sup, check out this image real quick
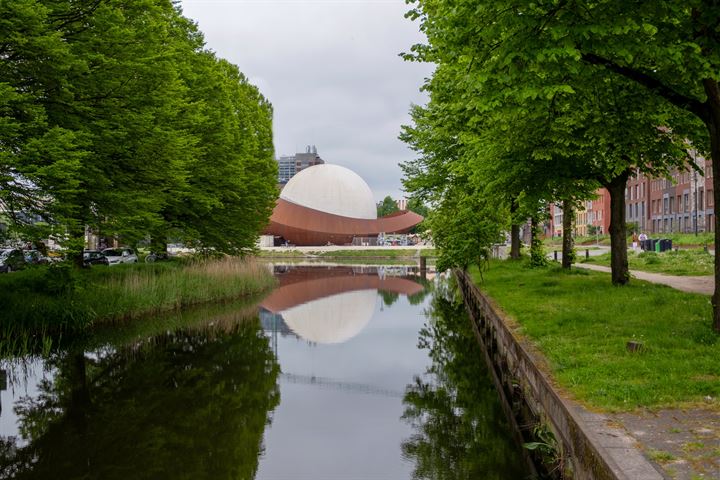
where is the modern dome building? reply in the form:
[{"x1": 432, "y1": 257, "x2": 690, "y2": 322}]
[{"x1": 265, "y1": 164, "x2": 423, "y2": 246}]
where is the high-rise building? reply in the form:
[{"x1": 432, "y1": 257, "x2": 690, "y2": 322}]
[{"x1": 276, "y1": 145, "x2": 325, "y2": 185}]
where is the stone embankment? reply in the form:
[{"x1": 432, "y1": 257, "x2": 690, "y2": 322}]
[{"x1": 455, "y1": 269, "x2": 665, "y2": 480}]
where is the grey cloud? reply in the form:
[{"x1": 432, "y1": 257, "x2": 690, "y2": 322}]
[{"x1": 180, "y1": 0, "x2": 433, "y2": 202}]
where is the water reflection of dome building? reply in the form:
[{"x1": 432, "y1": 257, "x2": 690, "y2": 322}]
[
  {"x1": 265, "y1": 164, "x2": 423, "y2": 246},
  {"x1": 259, "y1": 266, "x2": 425, "y2": 344}
]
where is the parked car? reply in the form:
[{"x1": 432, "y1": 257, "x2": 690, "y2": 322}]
[
  {"x1": 24, "y1": 250, "x2": 49, "y2": 265},
  {"x1": 167, "y1": 243, "x2": 194, "y2": 256},
  {"x1": 102, "y1": 247, "x2": 138, "y2": 265},
  {"x1": 0, "y1": 248, "x2": 26, "y2": 273},
  {"x1": 83, "y1": 250, "x2": 109, "y2": 267}
]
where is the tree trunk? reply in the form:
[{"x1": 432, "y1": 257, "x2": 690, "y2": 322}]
[
  {"x1": 529, "y1": 215, "x2": 546, "y2": 267},
  {"x1": 510, "y1": 198, "x2": 521, "y2": 259},
  {"x1": 703, "y1": 79, "x2": 720, "y2": 332},
  {"x1": 67, "y1": 224, "x2": 86, "y2": 268},
  {"x1": 510, "y1": 224, "x2": 521, "y2": 259},
  {"x1": 605, "y1": 171, "x2": 631, "y2": 285},
  {"x1": 561, "y1": 198, "x2": 575, "y2": 269}
]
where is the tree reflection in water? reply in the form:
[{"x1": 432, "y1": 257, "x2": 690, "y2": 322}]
[
  {"x1": 402, "y1": 288, "x2": 529, "y2": 480},
  {"x1": 1, "y1": 322, "x2": 279, "y2": 480}
]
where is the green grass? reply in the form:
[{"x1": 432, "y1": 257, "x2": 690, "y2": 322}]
[
  {"x1": 470, "y1": 260, "x2": 719, "y2": 411},
  {"x1": 546, "y1": 231, "x2": 715, "y2": 248},
  {"x1": 256, "y1": 250, "x2": 305, "y2": 258},
  {"x1": 582, "y1": 249, "x2": 714, "y2": 276},
  {"x1": 0, "y1": 258, "x2": 274, "y2": 336},
  {"x1": 652, "y1": 232, "x2": 714, "y2": 247},
  {"x1": 648, "y1": 450, "x2": 677, "y2": 463},
  {"x1": 545, "y1": 235, "x2": 611, "y2": 247}
]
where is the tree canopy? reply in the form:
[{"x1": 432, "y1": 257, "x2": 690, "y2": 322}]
[
  {"x1": 377, "y1": 195, "x2": 400, "y2": 217},
  {"x1": 401, "y1": 0, "x2": 698, "y2": 283},
  {"x1": 0, "y1": 0, "x2": 277, "y2": 260},
  {"x1": 401, "y1": 0, "x2": 720, "y2": 331}
]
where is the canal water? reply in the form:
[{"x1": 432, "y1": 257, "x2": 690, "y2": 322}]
[{"x1": 0, "y1": 264, "x2": 529, "y2": 479}]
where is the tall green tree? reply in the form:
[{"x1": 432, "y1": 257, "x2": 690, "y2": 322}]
[
  {"x1": 1, "y1": 0, "x2": 278, "y2": 262},
  {"x1": 405, "y1": 0, "x2": 719, "y2": 328},
  {"x1": 377, "y1": 195, "x2": 400, "y2": 217},
  {"x1": 403, "y1": 0, "x2": 696, "y2": 287}
]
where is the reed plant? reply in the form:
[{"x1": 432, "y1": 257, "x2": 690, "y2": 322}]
[
  {"x1": 87, "y1": 257, "x2": 274, "y2": 321},
  {"x1": 0, "y1": 257, "x2": 274, "y2": 337}
]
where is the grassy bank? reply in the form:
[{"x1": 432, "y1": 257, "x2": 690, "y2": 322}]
[
  {"x1": 0, "y1": 258, "x2": 274, "y2": 337},
  {"x1": 545, "y1": 232, "x2": 715, "y2": 248},
  {"x1": 582, "y1": 249, "x2": 714, "y2": 276},
  {"x1": 545, "y1": 234, "x2": 611, "y2": 247},
  {"x1": 469, "y1": 260, "x2": 719, "y2": 411}
]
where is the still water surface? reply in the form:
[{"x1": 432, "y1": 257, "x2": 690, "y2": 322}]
[{"x1": 0, "y1": 265, "x2": 529, "y2": 479}]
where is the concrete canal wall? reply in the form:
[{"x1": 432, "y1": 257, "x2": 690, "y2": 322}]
[{"x1": 454, "y1": 269, "x2": 664, "y2": 480}]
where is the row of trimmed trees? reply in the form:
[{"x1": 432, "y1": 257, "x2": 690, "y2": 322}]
[
  {"x1": 400, "y1": 0, "x2": 720, "y2": 332},
  {"x1": 0, "y1": 0, "x2": 277, "y2": 263}
]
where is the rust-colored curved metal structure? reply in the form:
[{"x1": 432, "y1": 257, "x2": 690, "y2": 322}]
[
  {"x1": 264, "y1": 198, "x2": 424, "y2": 246},
  {"x1": 260, "y1": 266, "x2": 425, "y2": 313}
]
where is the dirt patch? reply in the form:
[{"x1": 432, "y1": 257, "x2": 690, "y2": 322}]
[{"x1": 613, "y1": 409, "x2": 720, "y2": 479}]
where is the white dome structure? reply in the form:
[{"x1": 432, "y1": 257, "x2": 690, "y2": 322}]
[
  {"x1": 280, "y1": 164, "x2": 377, "y2": 220},
  {"x1": 280, "y1": 289, "x2": 377, "y2": 344}
]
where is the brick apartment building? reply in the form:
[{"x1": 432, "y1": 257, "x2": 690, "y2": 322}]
[
  {"x1": 548, "y1": 188, "x2": 611, "y2": 238},
  {"x1": 549, "y1": 149, "x2": 715, "y2": 237}
]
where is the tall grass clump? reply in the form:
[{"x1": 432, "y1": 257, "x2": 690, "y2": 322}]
[
  {"x1": 89, "y1": 257, "x2": 274, "y2": 321},
  {"x1": 0, "y1": 257, "x2": 275, "y2": 339}
]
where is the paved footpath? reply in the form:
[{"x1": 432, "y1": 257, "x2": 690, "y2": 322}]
[{"x1": 575, "y1": 263, "x2": 714, "y2": 295}]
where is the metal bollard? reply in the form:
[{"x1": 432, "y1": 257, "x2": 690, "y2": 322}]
[{"x1": 585, "y1": 249, "x2": 589, "y2": 259}]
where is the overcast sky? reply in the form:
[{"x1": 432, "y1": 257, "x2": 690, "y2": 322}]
[{"x1": 179, "y1": 0, "x2": 433, "y2": 201}]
